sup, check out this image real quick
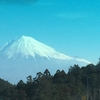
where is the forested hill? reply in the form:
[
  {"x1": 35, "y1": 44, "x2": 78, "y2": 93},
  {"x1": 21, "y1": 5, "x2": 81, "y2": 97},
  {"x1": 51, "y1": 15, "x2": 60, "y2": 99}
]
[
  {"x1": 0, "y1": 62, "x2": 100, "y2": 100},
  {"x1": 0, "y1": 78, "x2": 13, "y2": 92}
]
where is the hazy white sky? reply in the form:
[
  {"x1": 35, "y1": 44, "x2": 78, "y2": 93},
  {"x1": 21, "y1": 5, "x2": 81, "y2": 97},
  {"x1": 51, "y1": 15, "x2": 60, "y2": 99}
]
[{"x1": 0, "y1": 0, "x2": 100, "y2": 64}]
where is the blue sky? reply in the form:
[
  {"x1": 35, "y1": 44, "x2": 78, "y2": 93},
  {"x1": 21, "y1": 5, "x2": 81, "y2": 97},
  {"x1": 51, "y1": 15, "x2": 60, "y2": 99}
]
[{"x1": 0, "y1": 0, "x2": 100, "y2": 64}]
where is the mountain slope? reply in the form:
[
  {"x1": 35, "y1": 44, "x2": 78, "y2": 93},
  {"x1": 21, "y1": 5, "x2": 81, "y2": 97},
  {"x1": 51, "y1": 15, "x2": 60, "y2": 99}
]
[
  {"x1": 0, "y1": 35, "x2": 92, "y2": 84},
  {"x1": 0, "y1": 36, "x2": 73, "y2": 60},
  {"x1": 0, "y1": 35, "x2": 91, "y2": 63}
]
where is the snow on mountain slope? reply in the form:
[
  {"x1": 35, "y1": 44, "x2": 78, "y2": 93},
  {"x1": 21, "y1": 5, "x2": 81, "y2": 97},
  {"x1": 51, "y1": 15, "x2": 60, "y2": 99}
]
[
  {"x1": 0, "y1": 35, "x2": 92, "y2": 84},
  {"x1": 0, "y1": 35, "x2": 91, "y2": 63},
  {"x1": 0, "y1": 36, "x2": 73, "y2": 60}
]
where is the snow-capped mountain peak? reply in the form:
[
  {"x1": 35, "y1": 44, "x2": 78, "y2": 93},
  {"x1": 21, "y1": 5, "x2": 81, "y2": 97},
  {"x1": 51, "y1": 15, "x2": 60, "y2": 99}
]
[
  {"x1": 0, "y1": 35, "x2": 92, "y2": 83},
  {"x1": 0, "y1": 35, "x2": 73, "y2": 60}
]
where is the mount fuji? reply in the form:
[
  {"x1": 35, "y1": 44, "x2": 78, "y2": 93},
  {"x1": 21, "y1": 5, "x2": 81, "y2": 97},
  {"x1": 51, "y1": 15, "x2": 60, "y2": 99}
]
[{"x1": 0, "y1": 35, "x2": 92, "y2": 84}]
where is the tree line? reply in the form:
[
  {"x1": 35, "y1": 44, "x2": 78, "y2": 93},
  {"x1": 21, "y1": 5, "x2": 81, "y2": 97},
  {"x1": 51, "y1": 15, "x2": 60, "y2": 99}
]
[{"x1": 0, "y1": 62, "x2": 100, "y2": 100}]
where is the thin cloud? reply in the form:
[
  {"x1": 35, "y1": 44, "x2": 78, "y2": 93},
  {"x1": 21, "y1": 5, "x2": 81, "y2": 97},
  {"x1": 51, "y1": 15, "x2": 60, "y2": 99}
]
[
  {"x1": 0, "y1": 0, "x2": 38, "y2": 4},
  {"x1": 57, "y1": 12, "x2": 88, "y2": 20}
]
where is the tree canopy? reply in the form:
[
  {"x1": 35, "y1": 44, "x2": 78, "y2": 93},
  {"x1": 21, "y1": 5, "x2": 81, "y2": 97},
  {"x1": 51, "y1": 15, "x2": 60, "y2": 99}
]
[{"x1": 0, "y1": 63, "x2": 100, "y2": 100}]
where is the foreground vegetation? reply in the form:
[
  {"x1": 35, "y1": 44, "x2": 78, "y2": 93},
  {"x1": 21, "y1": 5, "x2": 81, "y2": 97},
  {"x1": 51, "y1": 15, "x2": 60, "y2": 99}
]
[{"x1": 0, "y1": 62, "x2": 100, "y2": 100}]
